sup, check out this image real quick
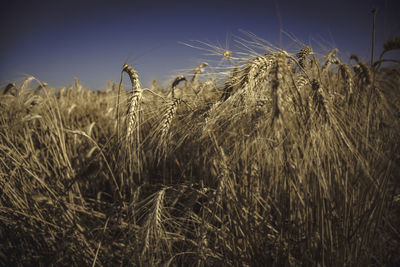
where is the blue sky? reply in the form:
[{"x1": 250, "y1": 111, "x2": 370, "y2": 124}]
[{"x1": 1, "y1": 0, "x2": 399, "y2": 89}]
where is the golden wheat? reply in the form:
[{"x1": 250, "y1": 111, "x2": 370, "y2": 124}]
[
  {"x1": 171, "y1": 75, "x2": 186, "y2": 98},
  {"x1": 296, "y1": 46, "x2": 313, "y2": 68},
  {"x1": 2, "y1": 83, "x2": 16, "y2": 95},
  {"x1": 1, "y1": 32, "x2": 399, "y2": 267},
  {"x1": 338, "y1": 63, "x2": 353, "y2": 95},
  {"x1": 382, "y1": 37, "x2": 400, "y2": 56},
  {"x1": 122, "y1": 64, "x2": 143, "y2": 143},
  {"x1": 159, "y1": 97, "x2": 181, "y2": 145},
  {"x1": 322, "y1": 48, "x2": 339, "y2": 72},
  {"x1": 191, "y1": 62, "x2": 208, "y2": 84}
]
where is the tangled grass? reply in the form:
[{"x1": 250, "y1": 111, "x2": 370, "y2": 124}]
[{"x1": 1, "y1": 36, "x2": 400, "y2": 266}]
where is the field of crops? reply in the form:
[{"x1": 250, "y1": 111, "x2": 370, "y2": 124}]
[{"x1": 1, "y1": 36, "x2": 400, "y2": 266}]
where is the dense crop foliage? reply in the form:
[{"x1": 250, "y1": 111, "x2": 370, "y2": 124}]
[{"x1": 1, "y1": 36, "x2": 399, "y2": 266}]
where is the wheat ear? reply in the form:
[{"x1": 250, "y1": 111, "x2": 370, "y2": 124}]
[
  {"x1": 160, "y1": 97, "x2": 181, "y2": 145},
  {"x1": 220, "y1": 66, "x2": 241, "y2": 101},
  {"x1": 309, "y1": 79, "x2": 329, "y2": 121},
  {"x1": 322, "y1": 48, "x2": 339, "y2": 73},
  {"x1": 21, "y1": 76, "x2": 35, "y2": 91},
  {"x1": 171, "y1": 75, "x2": 186, "y2": 98},
  {"x1": 34, "y1": 82, "x2": 47, "y2": 95},
  {"x1": 357, "y1": 61, "x2": 373, "y2": 86},
  {"x1": 296, "y1": 46, "x2": 313, "y2": 68},
  {"x1": 191, "y1": 62, "x2": 208, "y2": 84},
  {"x1": 227, "y1": 54, "x2": 274, "y2": 105},
  {"x1": 3, "y1": 83, "x2": 16, "y2": 95},
  {"x1": 338, "y1": 63, "x2": 353, "y2": 94},
  {"x1": 123, "y1": 64, "x2": 143, "y2": 143},
  {"x1": 270, "y1": 53, "x2": 288, "y2": 126},
  {"x1": 374, "y1": 37, "x2": 400, "y2": 68}
]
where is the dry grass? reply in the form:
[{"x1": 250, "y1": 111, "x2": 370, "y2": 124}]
[{"x1": 1, "y1": 34, "x2": 400, "y2": 266}]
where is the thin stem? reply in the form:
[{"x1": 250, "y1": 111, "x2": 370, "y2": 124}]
[{"x1": 371, "y1": 8, "x2": 377, "y2": 66}]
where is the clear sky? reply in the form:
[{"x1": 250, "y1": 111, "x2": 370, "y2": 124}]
[{"x1": 1, "y1": 0, "x2": 399, "y2": 89}]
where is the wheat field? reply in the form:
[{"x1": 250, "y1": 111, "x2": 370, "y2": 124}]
[{"x1": 1, "y1": 36, "x2": 400, "y2": 266}]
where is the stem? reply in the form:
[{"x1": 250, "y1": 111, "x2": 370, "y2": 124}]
[{"x1": 371, "y1": 8, "x2": 377, "y2": 66}]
